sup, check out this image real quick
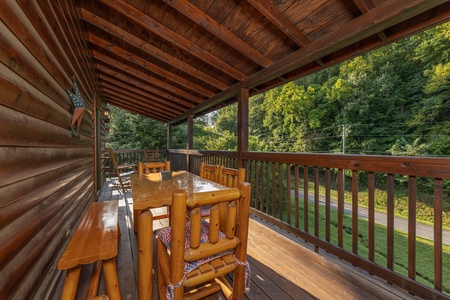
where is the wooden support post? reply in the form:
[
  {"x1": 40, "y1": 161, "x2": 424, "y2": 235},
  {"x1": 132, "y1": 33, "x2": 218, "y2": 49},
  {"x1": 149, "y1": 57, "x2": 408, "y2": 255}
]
[
  {"x1": 238, "y1": 88, "x2": 249, "y2": 169},
  {"x1": 167, "y1": 124, "x2": 172, "y2": 162},
  {"x1": 138, "y1": 210, "x2": 153, "y2": 300},
  {"x1": 187, "y1": 114, "x2": 194, "y2": 172},
  {"x1": 61, "y1": 266, "x2": 81, "y2": 300},
  {"x1": 103, "y1": 258, "x2": 121, "y2": 300}
]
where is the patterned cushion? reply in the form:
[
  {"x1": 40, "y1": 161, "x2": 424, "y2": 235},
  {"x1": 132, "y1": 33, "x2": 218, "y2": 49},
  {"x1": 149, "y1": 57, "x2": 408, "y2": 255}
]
[
  {"x1": 156, "y1": 219, "x2": 232, "y2": 274},
  {"x1": 199, "y1": 205, "x2": 211, "y2": 217}
]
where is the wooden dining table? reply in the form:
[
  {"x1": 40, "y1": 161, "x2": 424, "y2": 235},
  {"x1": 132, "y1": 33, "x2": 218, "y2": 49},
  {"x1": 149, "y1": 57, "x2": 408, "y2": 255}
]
[{"x1": 129, "y1": 171, "x2": 232, "y2": 300}]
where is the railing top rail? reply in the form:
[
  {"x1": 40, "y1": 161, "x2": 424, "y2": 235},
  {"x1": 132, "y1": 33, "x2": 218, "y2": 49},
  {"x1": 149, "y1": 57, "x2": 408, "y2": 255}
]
[{"x1": 243, "y1": 151, "x2": 450, "y2": 178}]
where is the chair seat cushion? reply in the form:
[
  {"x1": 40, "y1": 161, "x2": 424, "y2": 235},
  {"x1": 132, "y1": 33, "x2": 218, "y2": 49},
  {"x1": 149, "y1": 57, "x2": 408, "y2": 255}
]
[
  {"x1": 199, "y1": 205, "x2": 211, "y2": 217},
  {"x1": 156, "y1": 220, "x2": 233, "y2": 274}
]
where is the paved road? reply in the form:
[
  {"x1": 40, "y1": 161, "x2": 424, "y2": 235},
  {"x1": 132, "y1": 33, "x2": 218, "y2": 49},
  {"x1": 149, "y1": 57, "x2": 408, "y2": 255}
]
[{"x1": 292, "y1": 190, "x2": 450, "y2": 245}]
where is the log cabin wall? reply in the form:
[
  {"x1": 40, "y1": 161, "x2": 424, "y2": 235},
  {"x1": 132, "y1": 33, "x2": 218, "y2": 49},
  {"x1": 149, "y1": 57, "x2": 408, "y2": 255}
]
[{"x1": 0, "y1": 1, "x2": 105, "y2": 299}]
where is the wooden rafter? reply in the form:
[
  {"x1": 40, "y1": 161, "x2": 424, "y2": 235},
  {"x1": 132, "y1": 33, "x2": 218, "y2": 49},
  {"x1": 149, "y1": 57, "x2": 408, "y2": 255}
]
[
  {"x1": 101, "y1": 81, "x2": 182, "y2": 116},
  {"x1": 98, "y1": 73, "x2": 186, "y2": 112},
  {"x1": 80, "y1": 8, "x2": 229, "y2": 90},
  {"x1": 88, "y1": 34, "x2": 215, "y2": 98},
  {"x1": 162, "y1": 0, "x2": 273, "y2": 68},
  {"x1": 246, "y1": 0, "x2": 310, "y2": 47},
  {"x1": 102, "y1": 88, "x2": 177, "y2": 119},
  {"x1": 106, "y1": 97, "x2": 168, "y2": 122},
  {"x1": 96, "y1": 64, "x2": 195, "y2": 109},
  {"x1": 246, "y1": 0, "x2": 325, "y2": 66},
  {"x1": 92, "y1": 50, "x2": 204, "y2": 104},
  {"x1": 169, "y1": 0, "x2": 449, "y2": 124},
  {"x1": 98, "y1": 0, "x2": 246, "y2": 81},
  {"x1": 352, "y1": 0, "x2": 389, "y2": 41}
]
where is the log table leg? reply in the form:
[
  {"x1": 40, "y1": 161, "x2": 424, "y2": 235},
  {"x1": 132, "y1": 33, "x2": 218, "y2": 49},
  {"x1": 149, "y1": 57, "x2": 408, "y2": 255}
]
[
  {"x1": 61, "y1": 266, "x2": 81, "y2": 300},
  {"x1": 138, "y1": 210, "x2": 153, "y2": 300},
  {"x1": 134, "y1": 209, "x2": 139, "y2": 232},
  {"x1": 103, "y1": 258, "x2": 121, "y2": 300}
]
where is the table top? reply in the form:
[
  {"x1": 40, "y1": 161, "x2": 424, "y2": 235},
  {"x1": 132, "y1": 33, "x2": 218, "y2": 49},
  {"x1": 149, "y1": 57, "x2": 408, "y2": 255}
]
[{"x1": 130, "y1": 171, "x2": 231, "y2": 210}]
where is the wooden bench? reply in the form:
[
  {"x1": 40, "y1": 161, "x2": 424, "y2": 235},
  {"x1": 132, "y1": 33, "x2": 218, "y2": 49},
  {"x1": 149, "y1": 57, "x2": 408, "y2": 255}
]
[{"x1": 58, "y1": 201, "x2": 121, "y2": 300}]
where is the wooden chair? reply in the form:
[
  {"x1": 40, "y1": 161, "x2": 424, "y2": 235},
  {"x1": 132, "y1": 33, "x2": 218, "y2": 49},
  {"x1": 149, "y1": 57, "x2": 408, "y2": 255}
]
[
  {"x1": 109, "y1": 148, "x2": 136, "y2": 192},
  {"x1": 134, "y1": 160, "x2": 171, "y2": 232},
  {"x1": 199, "y1": 162, "x2": 222, "y2": 183},
  {"x1": 142, "y1": 161, "x2": 170, "y2": 174},
  {"x1": 156, "y1": 182, "x2": 251, "y2": 300},
  {"x1": 218, "y1": 166, "x2": 246, "y2": 188},
  {"x1": 199, "y1": 164, "x2": 246, "y2": 224},
  {"x1": 144, "y1": 149, "x2": 159, "y2": 162}
]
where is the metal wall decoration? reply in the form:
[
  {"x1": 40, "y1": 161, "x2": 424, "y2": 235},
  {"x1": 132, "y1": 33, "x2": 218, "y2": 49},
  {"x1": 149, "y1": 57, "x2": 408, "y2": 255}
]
[{"x1": 67, "y1": 77, "x2": 86, "y2": 137}]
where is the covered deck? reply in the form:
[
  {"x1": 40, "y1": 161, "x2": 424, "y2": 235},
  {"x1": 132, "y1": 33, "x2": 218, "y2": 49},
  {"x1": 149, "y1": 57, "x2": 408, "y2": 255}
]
[
  {"x1": 2, "y1": 1, "x2": 450, "y2": 299},
  {"x1": 55, "y1": 178, "x2": 419, "y2": 300}
]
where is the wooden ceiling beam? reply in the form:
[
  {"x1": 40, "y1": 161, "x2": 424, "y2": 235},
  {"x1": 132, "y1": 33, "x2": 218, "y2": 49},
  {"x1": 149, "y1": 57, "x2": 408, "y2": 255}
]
[
  {"x1": 88, "y1": 33, "x2": 215, "y2": 98},
  {"x1": 92, "y1": 50, "x2": 204, "y2": 104},
  {"x1": 96, "y1": 64, "x2": 195, "y2": 109},
  {"x1": 80, "y1": 8, "x2": 229, "y2": 91},
  {"x1": 102, "y1": 81, "x2": 181, "y2": 117},
  {"x1": 162, "y1": 0, "x2": 273, "y2": 68},
  {"x1": 98, "y1": 73, "x2": 185, "y2": 112},
  {"x1": 169, "y1": 0, "x2": 448, "y2": 124},
  {"x1": 353, "y1": 0, "x2": 389, "y2": 41},
  {"x1": 103, "y1": 87, "x2": 178, "y2": 119},
  {"x1": 98, "y1": 0, "x2": 246, "y2": 81}
]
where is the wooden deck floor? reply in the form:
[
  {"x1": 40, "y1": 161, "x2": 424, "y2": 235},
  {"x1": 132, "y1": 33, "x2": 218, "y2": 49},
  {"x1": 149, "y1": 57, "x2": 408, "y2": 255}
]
[{"x1": 57, "y1": 179, "x2": 420, "y2": 299}]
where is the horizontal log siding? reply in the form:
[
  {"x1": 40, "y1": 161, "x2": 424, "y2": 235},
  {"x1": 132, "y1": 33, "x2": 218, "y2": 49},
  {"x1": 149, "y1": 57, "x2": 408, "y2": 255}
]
[
  {"x1": 243, "y1": 151, "x2": 450, "y2": 299},
  {"x1": 0, "y1": 1, "x2": 104, "y2": 299}
]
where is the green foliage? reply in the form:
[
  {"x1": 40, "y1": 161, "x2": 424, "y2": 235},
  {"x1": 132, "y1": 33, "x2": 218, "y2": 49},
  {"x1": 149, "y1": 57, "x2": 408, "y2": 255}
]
[
  {"x1": 107, "y1": 23, "x2": 450, "y2": 158},
  {"x1": 106, "y1": 106, "x2": 187, "y2": 149}
]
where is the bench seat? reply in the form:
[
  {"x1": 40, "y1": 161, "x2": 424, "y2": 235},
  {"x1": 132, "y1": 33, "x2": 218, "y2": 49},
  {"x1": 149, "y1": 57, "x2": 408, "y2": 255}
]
[{"x1": 58, "y1": 201, "x2": 120, "y2": 300}]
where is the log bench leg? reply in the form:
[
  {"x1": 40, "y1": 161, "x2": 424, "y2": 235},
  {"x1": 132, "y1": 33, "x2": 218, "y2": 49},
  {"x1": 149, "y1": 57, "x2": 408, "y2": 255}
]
[
  {"x1": 88, "y1": 260, "x2": 102, "y2": 298},
  {"x1": 61, "y1": 266, "x2": 81, "y2": 300},
  {"x1": 103, "y1": 258, "x2": 121, "y2": 300},
  {"x1": 138, "y1": 210, "x2": 153, "y2": 300}
]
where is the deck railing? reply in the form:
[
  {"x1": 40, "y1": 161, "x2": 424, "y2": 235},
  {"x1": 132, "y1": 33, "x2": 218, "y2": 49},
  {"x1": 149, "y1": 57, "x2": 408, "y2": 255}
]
[
  {"x1": 107, "y1": 148, "x2": 450, "y2": 298},
  {"x1": 193, "y1": 150, "x2": 450, "y2": 299},
  {"x1": 107, "y1": 149, "x2": 167, "y2": 175}
]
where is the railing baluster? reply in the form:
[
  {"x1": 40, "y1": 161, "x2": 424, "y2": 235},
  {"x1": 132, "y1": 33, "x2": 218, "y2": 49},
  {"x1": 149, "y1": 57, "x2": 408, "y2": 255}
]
[
  {"x1": 368, "y1": 172, "x2": 375, "y2": 261},
  {"x1": 265, "y1": 162, "x2": 270, "y2": 215},
  {"x1": 262, "y1": 161, "x2": 267, "y2": 213},
  {"x1": 352, "y1": 170, "x2": 359, "y2": 255},
  {"x1": 248, "y1": 160, "x2": 252, "y2": 199},
  {"x1": 295, "y1": 165, "x2": 299, "y2": 229},
  {"x1": 314, "y1": 167, "x2": 319, "y2": 252},
  {"x1": 259, "y1": 161, "x2": 265, "y2": 212},
  {"x1": 271, "y1": 163, "x2": 276, "y2": 217},
  {"x1": 408, "y1": 176, "x2": 416, "y2": 280},
  {"x1": 287, "y1": 164, "x2": 291, "y2": 225},
  {"x1": 338, "y1": 169, "x2": 344, "y2": 247},
  {"x1": 325, "y1": 168, "x2": 331, "y2": 242},
  {"x1": 279, "y1": 163, "x2": 283, "y2": 221},
  {"x1": 254, "y1": 161, "x2": 259, "y2": 210},
  {"x1": 434, "y1": 178, "x2": 443, "y2": 291},
  {"x1": 387, "y1": 173, "x2": 394, "y2": 270},
  {"x1": 303, "y1": 166, "x2": 309, "y2": 233}
]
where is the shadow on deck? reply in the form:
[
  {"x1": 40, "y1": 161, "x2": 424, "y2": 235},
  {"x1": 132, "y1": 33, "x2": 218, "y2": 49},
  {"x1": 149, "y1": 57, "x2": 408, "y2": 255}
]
[{"x1": 55, "y1": 180, "x2": 419, "y2": 300}]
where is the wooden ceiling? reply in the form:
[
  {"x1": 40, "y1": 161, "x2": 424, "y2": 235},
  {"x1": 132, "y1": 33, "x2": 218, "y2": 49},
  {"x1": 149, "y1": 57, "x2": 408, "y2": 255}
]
[{"x1": 76, "y1": 0, "x2": 450, "y2": 125}]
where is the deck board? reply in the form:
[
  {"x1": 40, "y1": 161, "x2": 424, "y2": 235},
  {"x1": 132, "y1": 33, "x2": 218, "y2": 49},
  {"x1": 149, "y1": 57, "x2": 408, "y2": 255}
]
[{"x1": 55, "y1": 179, "x2": 418, "y2": 299}]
